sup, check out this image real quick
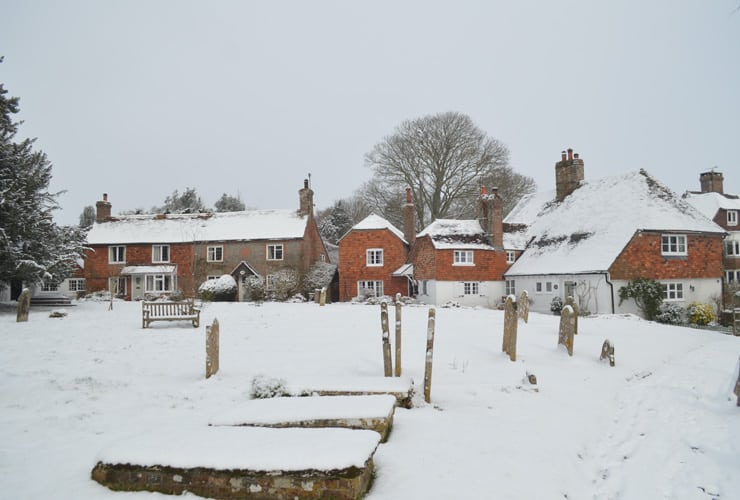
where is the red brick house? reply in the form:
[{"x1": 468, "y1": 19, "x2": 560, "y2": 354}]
[
  {"x1": 504, "y1": 149, "x2": 725, "y2": 316},
  {"x1": 84, "y1": 181, "x2": 329, "y2": 301},
  {"x1": 683, "y1": 170, "x2": 740, "y2": 305}
]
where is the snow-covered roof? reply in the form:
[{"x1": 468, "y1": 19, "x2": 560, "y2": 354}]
[
  {"x1": 682, "y1": 191, "x2": 740, "y2": 220},
  {"x1": 503, "y1": 230, "x2": 528, "y2": 251},
  {"x1": 504, "y1": 189, "x2": 556, "y2": 226},
  {"x1": 506, "y1": 170, "x2": 725, "y2": 276},
  {"x1": 87, "y1": 209, "x2": 308, "y2": 245},
  {"x1": 342, "y1": 213, "x2": 407, "y2": 243},
  {"x1": 417, "y1": 219, "x2": 494, "y2": 250}
]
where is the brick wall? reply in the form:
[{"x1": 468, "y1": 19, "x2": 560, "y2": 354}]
[
  {"x1": 609, "y1": 231, "x2": 723, "y2": 280},
  {"x1": 338, "y1": 229, "x2": 409, "y2": 301},
  {"x1": 408, "y1": 236, "x2": 508, "y2": 281}
]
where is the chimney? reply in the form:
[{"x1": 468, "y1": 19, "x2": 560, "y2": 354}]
[
  {"x1": 95, "y1": 193, "x2": 112, "y2": 223},
  {"x1": 298, "y1": 179, "x2": 314, "y2": 217},
  {"x1": 699, "y1": 171, "x2": 724, "y2": 194},
  {"x1": 402, "y1": 187, "x2": 416, "y2": 246},
  {"x1": 477, "y1": 185, "x2": 489, "y2": 235},
  {"x1": 555, "y1": 147, "x2": 585, "y2": 201},
  {"x1": 491, "y1": 187, "x2": 503, "y2": 249}
]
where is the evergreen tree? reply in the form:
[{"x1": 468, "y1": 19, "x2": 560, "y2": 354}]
[
  {"x1": 214, "y1": 192, "x2": 245, "y2": 212},
  {"x1": 79, "y1": 205, "x2": 95, "y2": 227},
  {"x1": 317, "y1": 200, "x2": 354, "y2": 244},
  {"x1": 0, "y1": 64, "x2": 88, "y2": 288},
  {"x1": 155, "y1": 187, "x2": 206, "y2": 213}
]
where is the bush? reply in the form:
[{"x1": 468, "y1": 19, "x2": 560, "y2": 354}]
[
  {"x1": 243, "y1": 275, "x2": 266, "y2": 302},
  {"x1": 687, "y1": 302, "x2": 716, "y2": 326},
  {"x1": 550, "y1": 296, "x2": 563, "y2": 316},
  {"x1": 267, "y1": 269, "x2": 300, "y2": 301},
  {"x1": 250, "y1": 375, "x2": 291, "y2": 399},
  {"x1": 655, "y1": 303, "x2": 685, "y2": 325},
  {"x1": 302, "y1": 262, "x2": 337, "y2": 297},
  {"x1": 618, "y1": 278, "x2": 663, "y2": 320},
  {"x1": 199, "y1": 274, "x2": 237, "y2": 302}
]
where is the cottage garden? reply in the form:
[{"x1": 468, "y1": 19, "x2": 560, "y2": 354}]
[{"x1": 7, "y1": 291, "x2": 740, "y2": 499}]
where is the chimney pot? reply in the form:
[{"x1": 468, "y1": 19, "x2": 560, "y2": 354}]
[
  {"x1": 405, "y1": 187, "x2": 412, "y2": 204},
  {"x1": 103, "y1": 193, "x2": 108, "y2": 201},
  {"x1": 574, "y1": 153, "x2": 579, "y2": 159},
  {"x1": 480, "y1": 186, "x2": 487, "y2": 196},
  {"x1": 304, "y1": 179, "x2": 309, "y2": 189},
  {"x1": 567, "y1": 148, "x2": 573, "y2": 161},
  {"x1": 561, "y1": 151, "x2": 567, "y2": 161}
]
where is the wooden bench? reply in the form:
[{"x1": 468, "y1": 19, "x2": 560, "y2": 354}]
[{"x1": 142, "y1": 300, "x2": 200, "y2": 328}]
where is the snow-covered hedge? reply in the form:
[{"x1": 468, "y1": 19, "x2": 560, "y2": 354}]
[
  {"x1": 655, "y1": 303, "x2": 685, "y2": 325},
  {"x1": 687, "y1": 302, "x2": 716, "y2": 326},
  {"x1": 198, "y1": 275, "x2": 237, "y2": 302}
]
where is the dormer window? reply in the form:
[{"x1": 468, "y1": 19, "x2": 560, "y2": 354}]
[
  {"x1": 453, "y1": 250, "x2": 474, "y2": 266},
  {"x1": 728, "y1": 210, "x2": 738, "y2": 226},
  {"x1": 661, "y1": 234, "x2": 687, "y2": 256}
]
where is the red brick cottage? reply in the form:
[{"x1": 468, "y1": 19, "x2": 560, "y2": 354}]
[
  {"x1": 84, "y1": 181, "x2": 329, "y2": 301},
  {"x1": 504, "y1": 150, "x2": 725, "y2": 316}
]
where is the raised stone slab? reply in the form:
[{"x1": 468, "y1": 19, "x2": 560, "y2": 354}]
[
  {"x1": 210, "y1": 395, "x2": 396, "y2": 442},
  {"x1": 92, "y1": 426, "x2": 380, "y2": 499},
  {"x1": 287, "y1": 376, "x2": 415, "y2": 409}
]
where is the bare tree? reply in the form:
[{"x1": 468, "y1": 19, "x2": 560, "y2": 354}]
[{"x1": 364, "y1": 111, "x2": 534, "y2": 228}]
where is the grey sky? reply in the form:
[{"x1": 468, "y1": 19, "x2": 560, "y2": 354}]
[{"x1": 3, "y1": 0, "x2": 739, "y2": 226}]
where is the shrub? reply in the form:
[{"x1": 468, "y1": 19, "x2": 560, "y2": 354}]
[
  {"x1": 550, "y1": 296, "x2": 563, "y2": 316},
  {"x1": 199, "y1": 274, "x2": 237, "y2": 302},
  {"x1": 302, "y1": 262, "x2": 337, "y2": 297},
  {"x1": 250, "y1": 375, "x2": 291, "y2": 399},
  {"x1": 655, "y1": 303, "x2": 685, "y2": 325},
  {"x1": 687, "y1": 302, "x2": 716, "y2": 326},
  {"x1": 243, "y1": 275, "x2": 266, "y2": 302},
  {"x1": 267, "y1": 269, "x2": 300, "y2": 301},
  {"x1": 618, "y1": 278, "x2": 663, "y2": 320}
]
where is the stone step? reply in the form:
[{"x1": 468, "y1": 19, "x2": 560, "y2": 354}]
[
  {"x1": 286, "y1": 376, "x2": 415, "y2": 409},
  {"x1": 92, "y1": 426, "x2": 380, "y2": 500},
  {"x1": 209, "y1": 394, "x2": 396, "y2": 442},
  {"x1": 30, "y1": 296, "x2": 73, "y2": 307}
]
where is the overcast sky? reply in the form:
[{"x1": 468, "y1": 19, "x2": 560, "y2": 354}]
[{"x1": 3, "y1": 0, "x2": 739, "y2": 226}]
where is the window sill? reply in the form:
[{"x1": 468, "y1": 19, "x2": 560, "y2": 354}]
[{"x1": 452, "y1": 263, "x2": 475, "y2": 267}]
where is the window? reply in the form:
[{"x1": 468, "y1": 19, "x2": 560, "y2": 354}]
[
  {"x1": 267, "y1": 244, "x2": 284, "y2": 261},
  {"x1": 726, "y1": 270, "x2": 740, "y2": 283},
  {"x1": 535, "y1": 282, "x2": 542, "y2": 293},
  {"x1": 662, "y1": 283, "x2": 684, "y2": 301},
  {"x1": 68, "y1": 278, "x2": 85, "y2": 292},
  {"x1": 207, "y1": 245, "x2": 223, "y2": 262},
  {"x1": 453, "y1": 250, "x2": 474, "y2": 266},
  {"x1": 505, "y1": 279, "x2": 516, "y2": 296},
  {"x1": 109, "y1": 277, "x2": 127, "y2": 296},
  {"x1": 320, "y1": 254, "x2": 326, "y2": 262},
  {"x1": 728, "y1": 210, "x2": 738, "y2": 226},
  {"x1": 463, "y1": 282, "x2": 479, "y2": 295},
  {"x1": 536, "y1": 281, "x2": 554, "y2": 293},
  {"x1": 506, "y1": 251, "x2": 516, "y2": 264},
  {"x1": 41, "y1": 280, "x2": 58, "y2": 292},
  {"x1": 109, "y1": 245, "x2": 126, "y2": 263},
  {"x1": 366, "y1": 248, "x2": 384, "y2": 266},
  {"x1": 358, "y1": 280, "x2": 384, "y2": 297},
  {"x1": 421, "y1": 280, "x2": 429, "y2": 296},
  {"x1": 152, "y1": 244, "x2": 170, "y2": 263},
  {"x1": 726, "y1": 240, "x2": 740, "y2": 257},
  {"x1": 661, "y1": 234, "x2": 687, "y2": 256},
  {"x1": 145, "y1": 274, "x2": 173, "y2": 292},
  {"x1": 206, "y1": 275, "x2": 219, "y2": 281},
  {"x1": 266, "y1": 274, "x2": 276, "y2": 290}
]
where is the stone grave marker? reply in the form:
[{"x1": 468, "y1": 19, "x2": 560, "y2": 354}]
[
  {"x1": 16, "y1": 288, "x2": 31, "y2": 322},
  {"x1": 394, "y1": 293, "x2": 402, "y2": 377},
  {"x1": 502, "y1": 295, "x2": 518, "y2": 362},
  {"x1": 518, "y1": 290, "x2": 529, "y2": 323},
  {"x1": 558, "y1": 305, "x2": 575, "y2": 356},
  {"x1": 206, "y1": 318, "x2": 220, "y2": 379},
  {"x1": 380, "y1": 301, "x2": 392, "y2": 377},
  {"x1": 319, "y1": 287, "x2": 327, "y2": 306},
  {"x1": 424, "y1": 308, "x2": 436, "y2": 404},
  {"x1": 565, "y1": 296, "x2": 579, "y2": 334},
  {"x1": 600, "y1": 339, "x2": 615, "y2": 367}
]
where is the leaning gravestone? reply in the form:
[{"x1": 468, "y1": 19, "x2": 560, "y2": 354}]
[
  {"x1": 565, "y1": 296, "x2": 579, "y2": 334},
  {"x1": 502, "y1": 296, "x2": 518, "y2": 362},
  {"x1": 558, "y1": 305, "x2": 575, "y2": 356},
  {"x1": 600, "y1": 339, "x2": 615, "y2": 367},
  {"x1": 518, "y1": 291, "x2": 529, "y2": 323},
  {"x1": 206, "y1": 319, "x2": 219, "y2": 379},
  {"x1": 16, "y1": 288, "x2": 31, "y2": 322}
]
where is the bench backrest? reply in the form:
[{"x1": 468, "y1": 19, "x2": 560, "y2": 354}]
[{"x1": 142, "y1": 300, "x2": 195, "y2": 317}]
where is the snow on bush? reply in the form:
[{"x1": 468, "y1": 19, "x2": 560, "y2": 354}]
[
  {"x1": 199, "y1": 274, "x2": 237, "y2": 302},
  {"x1": 250, "y1": 375, "x2": 292, "y2": 399},
  {"x1": 655, "y1": 302, "x2": 685, "y2": 325},
  {"x1": 302, "y1": 261, "x2": 337, "y2": 297},
  {"x1": 687, "y1": 302, "x2": 716, "y2": 326},
  {"x1": 266, "y1": 269, "x2": 299, "y2": 301},
  {"x1": 550, "y1": 296, "x2": 564, "y2": 315}
]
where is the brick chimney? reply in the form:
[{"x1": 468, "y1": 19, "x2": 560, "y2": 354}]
[
  {"x1": 298, "y1": 179, "x2": 314, "y2": 217},
  {"x1": 477, "y1": 186, "x2": 503, "y2": 248},
  {"x1": 699, "y1": 171, "x2": 724, "y2": 194},
  {"x1": 555, "y1": 148, "x2": 585, "y2": 201},
  {"x1": 402, "y1": 187, "x2": 416, "y2": 246},
  {"x1": 95, "y1": 193, "x2": 112, "y2": 223},
  {"x1": 477, "y1": 186, "x2": 490, "y2": 236}
]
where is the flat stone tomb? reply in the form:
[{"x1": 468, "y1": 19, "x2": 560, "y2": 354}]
[
  {"x1": 210, "y1": 394, "x2": 397, "y2": 442},
  {"x1": 288, "y1": 376, "x2": 414, "y2": 409},
  {"x1": 92, "y1": 426, "x2": 380, "y2": 500}
]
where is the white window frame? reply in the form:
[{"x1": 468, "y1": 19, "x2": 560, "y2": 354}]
[
  {"x1": 661, "y1": 234, "x2": 687, "y2": 256},
  {"x1": 152, "y1": 244, "x2": 170, "y2": 263},
  {"x1": 453, "y1": 250, "x2": 474, "y2": 266},
  {"x1": 267, "y1": 244, "x2": 284, "y2": 261},
  {"x1": 726, "y1": 240, "x2": 740, "y2": 257},
  {"x1": 463, "y1": 282, "x2": 479, "y2": 295},
  {"x1": 145, "y1": 274, "x2": 174, "y2": 293},
  {"x1": 41, "y1": 280, "x2": 58, "y2": 292},
  {"x1": 207, "y1": 245, "x2": 223, "y2": 262},
  {"x1": 357, "y1": 280, "x2": 384, "y2": 297},
  {"x1": 728, "y1": 210, "x2": 738, "y2": 226},
  {"x1": 266, "y1": 274, "x2": 277, "y2": 290},
  {"x1": 420, "y1": 280, "x2": 429, "y2": 296},
  {"x1": 506, "y1": 251, "x2": 516, "y2": 264},
  {"x1": 109, "y1": 245, "x2": 126, "y2": 263},
  {"x1": 505, "y1": 279, "x2": 516, "y2": 296},
  {"x1": 725, "y1": 270, "x2": 740, "y2": 283},
  {"x1": 662, "y1": 282, "x2": 684, "y2": 301},
  {"x1": 68, "y1": 278, "x2": 85, "y2": 292},
  {"x1": 366, "y1": 248, "x2": 384, "y2": 267}
]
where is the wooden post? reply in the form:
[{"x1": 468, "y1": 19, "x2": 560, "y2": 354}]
[
  {"x1": 319, "y1": 287, "x2": 327, "y2": 306},
  {"x1": 502, "y1": 296, "x2": 518, "y2": 361},
  {"x1": 423, "y1": 307, "x2": 436, "y2": 404},
  {"x1": 734, "y1": 356, "x2": 740, "y2": 407},
  {"x1": 206, "y1": 319, "x2": 220, "y2": 379},
  {"x1": 381, "y1": 301, "x2": 392, "y2": 377},
  {"x1": 16, "y1": 288, "x2": 31, "y2": 322},
  {"x1": 394, "y1": 293, "x2": 402, "y2": 377}
]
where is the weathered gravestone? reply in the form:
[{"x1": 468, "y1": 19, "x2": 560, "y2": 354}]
[
  {"x1": 735, "y1": 357, "x2": 740, "y2": 407},
  {"x1": 502, "y1": 296, "x2": 518, "y2": 362},
  {"x1": 600, "y1": 339, "x2": 615, "y2": 367},
  {"x1": 394, "y1": 293, "x2": 402, "y2": 377},
  {"x1": 424, "y1": 308, "x2": 436, "y2": 404},
  {"x1": 206, "y1": 319, "x2": 220, "y2": 379},
  {"x1": 518, "y1": 291, "x2": 529, "y2": 323},
  {"x1": 16, "y1": 288, "x2": 31, "y2": 322},
  {"x1": 319, "y1": 287, "x2": 327, "y2": 306},
  {"x1": 558, "y1": 305, "x2": 575, "y2": 356},
  {"x1": 380, "y1": 302, "x2": 392, "y2": 377},
  {"x1": 565, "y1": 296, "x2": 579, "y2": 334}
]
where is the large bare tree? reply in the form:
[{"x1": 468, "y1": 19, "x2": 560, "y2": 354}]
[{"x1": 364, "y1": 111, "x2": 534, "y2": 228}]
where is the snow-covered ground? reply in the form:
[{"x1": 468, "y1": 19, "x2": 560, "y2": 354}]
[{"x1": 1, "y1": 299, "x2": 738, "y2": 499}]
